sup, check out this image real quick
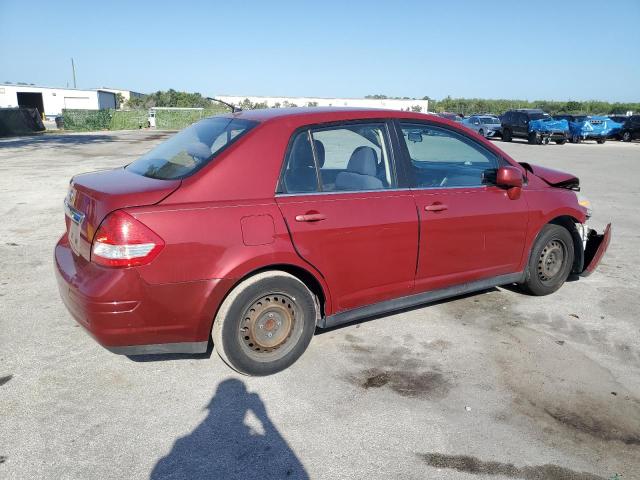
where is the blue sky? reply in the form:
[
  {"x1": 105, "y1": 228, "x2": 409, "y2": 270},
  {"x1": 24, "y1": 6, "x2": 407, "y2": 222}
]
[{"x1": 1, "y1": 0, "x2": 638, "y2": 101}]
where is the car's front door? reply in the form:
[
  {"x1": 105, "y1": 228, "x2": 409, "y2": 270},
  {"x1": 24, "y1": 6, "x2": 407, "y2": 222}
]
[
  {"x1": 513, "y1": 112, "x2": 528, "y2": 138},
  {"x1": 276, "y1": 121, "x2": 418, "y2": 313},
  {"x1": 396, "y1": 121, "x2": 529, "y2": 293}
]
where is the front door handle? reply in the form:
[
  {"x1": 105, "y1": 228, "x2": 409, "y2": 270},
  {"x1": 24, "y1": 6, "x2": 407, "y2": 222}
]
[
  {"x1": 295, "y1": 213, "x2": 327, "y2": 222},
  {"x1": 425, "y1": 204, "x2": 448, "y2": 212}
]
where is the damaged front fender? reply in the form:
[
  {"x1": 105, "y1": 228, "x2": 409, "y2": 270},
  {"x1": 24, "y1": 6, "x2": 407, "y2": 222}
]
[{"x1": 580, "y1": 223, "x2": 612, "y2": 277}]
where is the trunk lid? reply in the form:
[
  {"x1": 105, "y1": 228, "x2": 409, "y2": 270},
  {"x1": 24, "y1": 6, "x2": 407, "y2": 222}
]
[{"x1": 65, "y1": 167, "x2": 180, "y2": 260}]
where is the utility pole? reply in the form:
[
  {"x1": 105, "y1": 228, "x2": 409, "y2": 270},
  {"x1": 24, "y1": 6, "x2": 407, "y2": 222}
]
[{"x1": 71, "y1": 58, "x2": 77, "y2": 88}]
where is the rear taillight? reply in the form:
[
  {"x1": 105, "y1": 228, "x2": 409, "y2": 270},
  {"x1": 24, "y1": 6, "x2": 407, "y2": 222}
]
[{"x1": 91, "y1": 210, "x2": 164, "y2": 267}]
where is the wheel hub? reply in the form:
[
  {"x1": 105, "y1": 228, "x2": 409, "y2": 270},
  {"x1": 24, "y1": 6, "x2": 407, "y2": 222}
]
[
  {"x1": 241, "y1": 294, "x2": 295, "y2": 352},
  {"x1": 538, "y1": 240, "x2": 565, "y2": 281}
]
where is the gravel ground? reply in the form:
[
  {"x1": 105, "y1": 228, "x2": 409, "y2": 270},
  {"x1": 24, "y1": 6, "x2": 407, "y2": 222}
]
[{"x1": 0, "y1": 130, "x2": 638, "y2": 480}]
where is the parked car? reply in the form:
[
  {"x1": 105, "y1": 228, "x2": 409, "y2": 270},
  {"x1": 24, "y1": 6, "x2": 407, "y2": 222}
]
[
  {"x1": 55, "y1": 108, "x2": 611, "y2": 375},
  {"x1": 463, "y1": 115, "x2": 502, "y2": 138},
  {"x1": 501, "y1": 109, "x2": 568, "y2": 145},
  {"x1": 437, "y1": 112, "x2": 464, "y2": 122},
  {"x1": 619, "y1": 115, "x2": 640, "y2": 142},
  {"x1": 553, "y1": 114, "x2": 622, "y2": 144},
  {"x1": 608, "y1": 115, "x2": 630, "y2": 125}
]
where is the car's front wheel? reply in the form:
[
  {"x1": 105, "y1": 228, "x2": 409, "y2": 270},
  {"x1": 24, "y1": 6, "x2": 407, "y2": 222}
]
[
  {"x1": 622, "y1": 130, "x2": 632, "y2": 142},
  {"x1": 502, "y1": 128, "x2": 512, "y2": 142},
  {"x1": 528, "y1": 132, "x2": 540, "y2": 145},
  {"x1": 519, "y1": 224, "x2": 575, "y2": 296},
  {"x1": 597, "y1": 138, "x2": 606, "y2": 144},
  {"x1": 478, "y1": 129, "x2": 485, "y2": 137},
  {"x1": 212, "y1": 271, "x2": 317, "y2": 376}
]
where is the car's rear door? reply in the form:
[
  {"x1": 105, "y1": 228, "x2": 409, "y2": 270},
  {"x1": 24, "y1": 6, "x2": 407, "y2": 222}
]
[
  {"x1": 276, "y1": 121, "x2": 418, "y2": 313},
  {"x1": 395, "y1": 120, "x2": 529, "y2": 293}
]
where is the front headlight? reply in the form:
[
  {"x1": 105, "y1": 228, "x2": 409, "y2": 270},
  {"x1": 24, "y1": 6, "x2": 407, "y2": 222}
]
[{"x1": 577, "y1": 193, "x2": 593, "y2": 219}]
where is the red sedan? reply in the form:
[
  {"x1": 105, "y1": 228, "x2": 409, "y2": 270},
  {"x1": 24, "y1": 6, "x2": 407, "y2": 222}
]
[{"x1": 55, "y1": 108, "x2": 611, "y2": 375}]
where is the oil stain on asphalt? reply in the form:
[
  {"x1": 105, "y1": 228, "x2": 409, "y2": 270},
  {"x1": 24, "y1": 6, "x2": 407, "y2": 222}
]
[
  {"x1": 0, "y1": 375, "x2": 12, "y2": 386},
  {"x1": 417, "y1": 453, "x2": 605, "y2": 480},
  {"x1": 341, "y1": 334, "x2": 451, "y2": 399}
]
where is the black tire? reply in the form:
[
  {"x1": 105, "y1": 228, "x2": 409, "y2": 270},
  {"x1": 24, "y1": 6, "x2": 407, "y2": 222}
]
[
  {"x1": 502, "y1": 128, "x2": 512, "y2": 142},
  {"x1": 519, "y1": 224, "x2": 575, "y2": 296},
  {"x1": 572, "y1": 134, "x2": 581, "y2": 144},
  {"x1": 555, "y1": 138, "x2": 566, "y2": 145},
  {"x1": 622, "y1": 130, "x2": 632, "y2": 142},
  {"x1": 478, "y1": 129, "x2": 485, "y2": 137},
  {"x1": 212, "y1": 271, "x2": 317, "y2": 376},
  {"x1": 596, "y1": 138, "x2": 606, "y2": 144},
  {"x1": 528, "y1": 132, "x2": 540, "y2": 145}
]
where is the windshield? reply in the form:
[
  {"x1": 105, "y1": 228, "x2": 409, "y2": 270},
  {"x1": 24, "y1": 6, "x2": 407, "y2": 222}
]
[
  {"x1": 479, "y1": 116, "x2": 500, "y2": 124},
  {"x1": 127, "y1": 117, "x2": 257, "y2": 180},
  {"x1": 529, "y1": 113, "x2": 551, "y2": 121}
]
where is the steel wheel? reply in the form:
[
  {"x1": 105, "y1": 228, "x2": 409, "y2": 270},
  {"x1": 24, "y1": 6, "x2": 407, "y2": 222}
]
[
  {"x1": 238, "y1": 293, "x2": 302, "y2": 360},
  {"x1": 213, "y1": 271, "x2": 317, "y2": 375},
  {"x1": 537, "y1": 239, "x2": 566, "y2": 283}
]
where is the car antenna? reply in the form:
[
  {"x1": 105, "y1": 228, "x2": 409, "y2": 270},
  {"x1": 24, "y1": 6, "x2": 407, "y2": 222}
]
[{"x1": 207, "y1": 97, "x2": 242, "y2": 113}]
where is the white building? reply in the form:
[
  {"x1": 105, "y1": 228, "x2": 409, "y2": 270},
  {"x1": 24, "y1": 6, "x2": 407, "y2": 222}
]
[
  {"x1": 214, "y1": 95, "x2": 429, "y2": 112},
  {"x1": 0, "y1": 84, "x2": 117, "y2": 119},
  {"x1": 98, "y1": 87, "x2": 145, "y2": 108}
]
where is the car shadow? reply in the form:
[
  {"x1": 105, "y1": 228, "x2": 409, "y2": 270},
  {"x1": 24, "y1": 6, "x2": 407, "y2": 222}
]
[
  {"x1": 150, "y1": 378, "x2": 309, "y2": 480},
  {"x1": 315, "y1": 286, "x2": 502, "y2": 334},
  {"x1": 0, "y1": 133, "x2": 117, "y2": 148}
]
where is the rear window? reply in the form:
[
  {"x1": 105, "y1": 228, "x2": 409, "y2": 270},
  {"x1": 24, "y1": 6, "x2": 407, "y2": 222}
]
[
  {"x1": 480, "y1": 117, "x2": 500, "y2": 124},
  {"x1": 126, "y1": 117, "x2": 257, "y2": 179}
]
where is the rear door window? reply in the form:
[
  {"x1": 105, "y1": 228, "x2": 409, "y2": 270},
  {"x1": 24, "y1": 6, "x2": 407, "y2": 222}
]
[{"x1": 281, "y1": 123, "x2": 395, "y2": 193}]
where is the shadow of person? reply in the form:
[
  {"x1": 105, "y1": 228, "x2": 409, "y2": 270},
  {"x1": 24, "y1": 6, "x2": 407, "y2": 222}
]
[{"x1": 151, "y1": 379, "x2": 308, "y2": 480}]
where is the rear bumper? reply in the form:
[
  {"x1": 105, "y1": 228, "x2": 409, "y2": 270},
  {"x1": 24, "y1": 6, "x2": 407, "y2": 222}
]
[
  {"x1": 55, "y1": 234, "x2": 232, "y2": 355},
  {"x1": 580, "y1": 223, "x2": 612, "y2": 276}
]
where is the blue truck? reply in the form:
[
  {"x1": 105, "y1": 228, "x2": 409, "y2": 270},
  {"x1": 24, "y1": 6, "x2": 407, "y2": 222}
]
[{"x1": 554, "y1": 114, "x2": 623, "y2": 144}]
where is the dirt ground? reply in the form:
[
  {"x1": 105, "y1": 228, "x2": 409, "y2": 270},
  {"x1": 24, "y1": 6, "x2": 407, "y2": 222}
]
[{"x1": 0, "y1": 130, "x2": 638, "y2": 479}]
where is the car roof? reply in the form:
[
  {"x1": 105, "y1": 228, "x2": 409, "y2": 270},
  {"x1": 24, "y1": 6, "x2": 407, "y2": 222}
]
[{"x1": 221, "y1": 107, "x2": 442, "y2": 126}]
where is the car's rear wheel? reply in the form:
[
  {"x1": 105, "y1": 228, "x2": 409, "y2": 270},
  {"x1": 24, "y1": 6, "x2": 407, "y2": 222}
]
[
  {"x1": 519, "y1": 224, "x2": 574, "y2": 296},
  {"x1": 596, "y1": 138, "x2": 606, "y2": 144},
  {"x1": 571, "y1": 134, "x2": 581, "y2": 144},
  {"x1": 622, "y1": 130, "x2": 632, "y2": 142},
  {"x1": 502, "y1": 128, "x2": 512, "y2": 142},
  {"x1": 555, "y1": 138, "x2": 567, "y2": 145},
  {"x1": 212, "y1": 271, "x2": 317, "y2": 376}
]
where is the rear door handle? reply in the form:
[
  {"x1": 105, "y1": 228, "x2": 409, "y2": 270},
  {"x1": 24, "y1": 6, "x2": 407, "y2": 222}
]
[
  {"x1": 295, "y1": 213, "x2": 327, "y2": 222},
  {"x1": 425, "y1": 204, "x2": 448, "y2": 212}
]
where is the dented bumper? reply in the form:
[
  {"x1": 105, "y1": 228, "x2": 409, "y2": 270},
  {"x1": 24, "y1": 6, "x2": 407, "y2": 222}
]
[{"x1": 580, "y1": 223, "x2": 612, "y2": 276}]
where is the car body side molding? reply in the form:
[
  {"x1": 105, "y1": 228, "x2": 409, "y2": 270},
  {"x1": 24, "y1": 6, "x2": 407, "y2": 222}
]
[{"x1": 320, "y1": 272, "x2": 525, "y2": 329}]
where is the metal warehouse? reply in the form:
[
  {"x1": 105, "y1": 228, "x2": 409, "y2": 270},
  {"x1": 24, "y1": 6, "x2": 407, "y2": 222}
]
[{"x1": 0, "y1": 84, "x2": 117, "y2": 119}]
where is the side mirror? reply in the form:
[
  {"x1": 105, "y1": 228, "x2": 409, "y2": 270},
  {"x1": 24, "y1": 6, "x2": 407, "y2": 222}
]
[{"x1": 496, "y1": 166, "x2": 523, "y2": 188}]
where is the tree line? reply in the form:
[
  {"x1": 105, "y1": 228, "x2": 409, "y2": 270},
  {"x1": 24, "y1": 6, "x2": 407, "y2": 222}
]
[{"x1": 124, "y1": 90, "x2": 638, "y2": 115}]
